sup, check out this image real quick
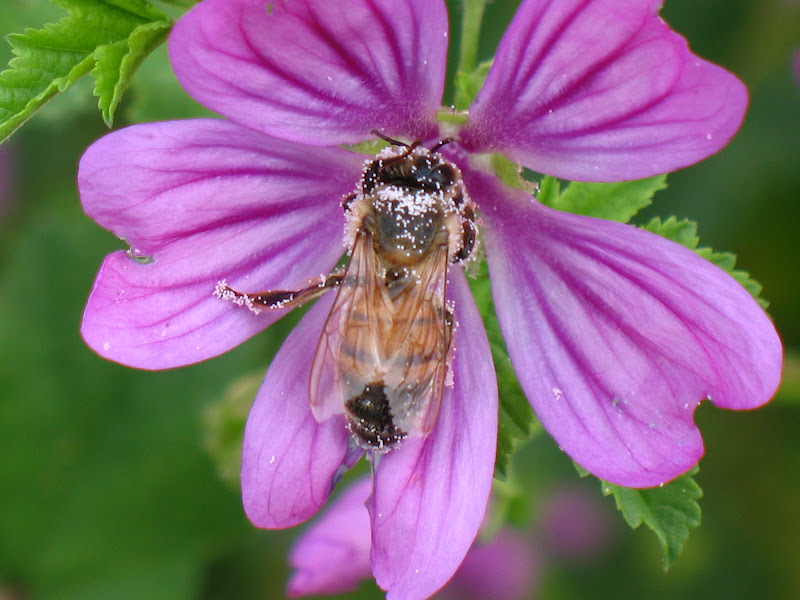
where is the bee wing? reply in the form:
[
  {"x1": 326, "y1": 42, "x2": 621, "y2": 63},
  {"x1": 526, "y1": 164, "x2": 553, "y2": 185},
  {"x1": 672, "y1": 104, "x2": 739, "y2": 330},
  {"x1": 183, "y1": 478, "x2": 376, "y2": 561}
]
[
  {"x1": 309, "y1": 230, "x2": 452, "y2": 441},
  {"x1": 382, "y1": 242, "x2": 452, "y2": 438},
  {"x1": 308, "y1": 229, "x2": 389, "y2": 423}
]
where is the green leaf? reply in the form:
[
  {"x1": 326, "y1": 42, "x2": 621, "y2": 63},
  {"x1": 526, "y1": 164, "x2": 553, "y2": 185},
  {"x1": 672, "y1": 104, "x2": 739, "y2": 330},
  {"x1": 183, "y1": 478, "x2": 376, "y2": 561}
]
[
  {"x1": 92, "y1": 19, "x2": 171, "y2": 125},
  {"x1": 641, "y1": 215, "x2": 700, "y2": 248},
  {"x1": 157, "y1": 0, "x2": 198, "y2": 7},
  {"x1": 535, "y1": 174, "x2": 560, "y2": 208},
  {"x1": 0, "y1": 0, "x2": 172, "y2": 142},
  {"x1": 538, "y1": 174, "x2": 668, "y2": 223},
  {"x1": 601, "y1": 469, "x2": 703, "y2": 570},
  {"x1": 453, "y1": 59, "x2": 492, "y2": 111},
  {"x1": 468, "y1": 268, "x2": 540, "y2": 480},
  {"x1": 481, "y1": 479, "x2": 530, "y2": 541},
  {"x1": 203, "y1": 370, "x2": 262, "y2": 489},
  {"x1": 643, "y1": 216, "x2": 768, "y2": 308}
]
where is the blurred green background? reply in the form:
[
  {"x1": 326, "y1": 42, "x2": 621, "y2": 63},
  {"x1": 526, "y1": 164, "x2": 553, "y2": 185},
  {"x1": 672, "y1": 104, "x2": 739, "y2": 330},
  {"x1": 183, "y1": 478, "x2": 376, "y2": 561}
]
[{"x1": 0, "y1": 0, "x2": 798, "y2": 599}]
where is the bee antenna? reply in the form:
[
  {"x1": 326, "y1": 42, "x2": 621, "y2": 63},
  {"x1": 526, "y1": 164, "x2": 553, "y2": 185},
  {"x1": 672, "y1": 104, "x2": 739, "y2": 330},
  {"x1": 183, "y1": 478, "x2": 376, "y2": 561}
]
[
  {"x1": 431, "y1": 137, "x2": 455, "y2": 153},
  {"x1": 401, "y1": 140, "x2": 422, "y2": 157},
  {"x1": 371, "y1": 130, "x2": 408, "y2": 147}
]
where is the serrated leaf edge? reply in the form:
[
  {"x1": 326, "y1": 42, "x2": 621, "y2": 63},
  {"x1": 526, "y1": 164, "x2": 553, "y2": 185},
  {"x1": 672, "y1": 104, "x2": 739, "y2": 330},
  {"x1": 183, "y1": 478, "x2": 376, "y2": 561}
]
[{"x1": 0, "y1": 0, "x2": 172, "y2": 142}]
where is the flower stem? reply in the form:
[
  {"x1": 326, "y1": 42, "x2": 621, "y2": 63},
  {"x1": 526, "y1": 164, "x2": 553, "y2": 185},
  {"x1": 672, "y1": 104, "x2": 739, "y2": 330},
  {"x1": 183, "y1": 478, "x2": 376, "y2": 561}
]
[{"x1": 457, "y1": 0, "x2": 487, "y2": 75}]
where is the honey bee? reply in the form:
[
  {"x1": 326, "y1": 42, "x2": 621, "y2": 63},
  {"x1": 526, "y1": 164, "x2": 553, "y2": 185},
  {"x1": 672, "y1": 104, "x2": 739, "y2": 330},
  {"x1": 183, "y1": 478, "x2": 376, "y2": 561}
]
[{"x1": 216, "y1": 135, "x2": 477, "y2": 450}]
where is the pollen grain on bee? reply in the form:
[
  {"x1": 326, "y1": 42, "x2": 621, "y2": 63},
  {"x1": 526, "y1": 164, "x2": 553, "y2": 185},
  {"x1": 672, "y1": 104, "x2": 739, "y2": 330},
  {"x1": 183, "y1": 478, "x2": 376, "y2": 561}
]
[{"x1": 213, "y1": 279, "x2": 263, "y2": 315}]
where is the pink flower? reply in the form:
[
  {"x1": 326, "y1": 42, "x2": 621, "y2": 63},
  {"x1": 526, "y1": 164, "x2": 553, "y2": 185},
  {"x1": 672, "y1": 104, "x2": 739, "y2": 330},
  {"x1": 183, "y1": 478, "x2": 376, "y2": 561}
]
[
  {"x1": 538, "y1": 484, "x2": 614, "y2": 561},
  {"x1": 794, "y1": 49, "x2": 800, "y2": 88},
  {"x1": 78, "y1": 0, "x2": 781, "y2": 598},
  {"x1": 288, "y1": 477, "x2": 539, "y2": 600}
]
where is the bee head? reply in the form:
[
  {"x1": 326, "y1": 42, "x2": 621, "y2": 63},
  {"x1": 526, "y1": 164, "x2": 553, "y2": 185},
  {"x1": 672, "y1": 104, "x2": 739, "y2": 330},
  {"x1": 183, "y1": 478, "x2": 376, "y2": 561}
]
[{"x1": 362, "y1": 148, "x2": 457, "y2": 195}]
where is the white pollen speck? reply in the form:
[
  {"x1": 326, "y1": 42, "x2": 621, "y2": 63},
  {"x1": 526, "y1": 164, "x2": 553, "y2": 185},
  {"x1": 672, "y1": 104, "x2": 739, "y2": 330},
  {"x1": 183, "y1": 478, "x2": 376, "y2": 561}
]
[
  {"x1": 415, "y1": 569, "x2": 420, "y2": 574},
  {"x1": 548, "y1": 109, "x2": 553, "y2": 113},
  {"x1": 552, "y1": 387, "x2": 563, "y2": 400},
  {"x1": 706, "y1": 133, "x2": 712, "y2": 140},
  {"x1": 269, "y1": 455, "x2": 276, "y2": 464},
  {"x1": 684, "y1": 403, "x2": 690, "y2": 410},
  {"x1": 612, "y1": 398, "x2": 620, "y2": 408},
  {"x1": 103, "y1": 342, "x2": 110, "y2": 351},
  {"x1": 649, "y1": 422, "x2": 656, "y2": 429},
  {"x1": 327, "y1": 76, "x2": 332, "y2": 81}
]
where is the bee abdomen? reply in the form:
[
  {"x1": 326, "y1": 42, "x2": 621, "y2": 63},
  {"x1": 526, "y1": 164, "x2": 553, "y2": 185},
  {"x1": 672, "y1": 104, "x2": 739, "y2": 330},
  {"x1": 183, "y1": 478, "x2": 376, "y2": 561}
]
[{"x1": 345, "y1": 381, "x2": 406, "y2": 450}]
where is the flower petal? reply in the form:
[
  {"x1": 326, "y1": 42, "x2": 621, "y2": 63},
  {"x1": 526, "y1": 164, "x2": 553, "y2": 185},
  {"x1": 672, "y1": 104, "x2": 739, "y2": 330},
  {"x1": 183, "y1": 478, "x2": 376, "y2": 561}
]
[
  {"x1": 476, "y1": 173, "x2": 782, "y2": 487},
  {"x1": 169, "y1": 0, "x2": 447, "y2": 146},
  {"x1": 461, "y1": 0, "x2": 747, "y2": 181},
  {"x1": 79, "y1": 120, "x2": 363, "y2": 252},
  {"x1": 242, "y1": 296, "x2": 350, "y2": 529},
  {"x1": 368, "y1": 270, "x2": 497, "y2": 600},
  {"x1": 287, "y1": 476, "x2": 372, "y2": 597},
  {"x1": 79, "y1": 120, "x2": 361, "y2": 369}
]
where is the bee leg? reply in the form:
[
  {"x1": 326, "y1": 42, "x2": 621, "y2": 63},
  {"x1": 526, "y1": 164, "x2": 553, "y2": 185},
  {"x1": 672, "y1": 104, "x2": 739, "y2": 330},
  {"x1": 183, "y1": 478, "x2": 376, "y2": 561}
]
[
  {"x1": 430, "y1": 137, "x2": 455, "y2": 153},
  {"x1": 442, "y1": 303, "x2": 455, "y2": 351},
  {"x1": 370, "y1": 130, "x2": 408, "y2": 147},
  {"x1": 342, "y1": 192, "x2": 357, "y2": 212},
  {"x1": 214, "y1": 268, "x2": 345, "y2": 314}
]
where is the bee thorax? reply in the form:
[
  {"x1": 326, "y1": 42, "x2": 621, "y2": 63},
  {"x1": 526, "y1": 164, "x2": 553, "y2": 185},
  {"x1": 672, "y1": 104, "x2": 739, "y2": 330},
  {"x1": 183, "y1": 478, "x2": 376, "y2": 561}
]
[
  {"x1": 372, "y1": 191, "x2": 446, "y2": 264},
  {"x1": 345, "y1": 144, "x2": 477, "y2": 266}
]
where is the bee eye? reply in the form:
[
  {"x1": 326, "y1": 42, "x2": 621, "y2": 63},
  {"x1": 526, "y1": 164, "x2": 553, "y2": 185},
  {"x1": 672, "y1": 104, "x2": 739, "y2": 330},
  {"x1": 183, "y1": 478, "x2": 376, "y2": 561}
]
[
  {"x1": 429, "y1": 164, "x2": 454, "y2": 186},
  {"x1": 412, "y1": 157, "x2": 429, "y2": 172}
]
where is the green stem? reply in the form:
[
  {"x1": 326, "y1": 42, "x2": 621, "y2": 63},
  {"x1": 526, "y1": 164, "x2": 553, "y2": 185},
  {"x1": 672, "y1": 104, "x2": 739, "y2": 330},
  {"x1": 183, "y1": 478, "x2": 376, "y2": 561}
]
[{"x1": 457, "y1": 0, "x2": 487, "y2": 75}]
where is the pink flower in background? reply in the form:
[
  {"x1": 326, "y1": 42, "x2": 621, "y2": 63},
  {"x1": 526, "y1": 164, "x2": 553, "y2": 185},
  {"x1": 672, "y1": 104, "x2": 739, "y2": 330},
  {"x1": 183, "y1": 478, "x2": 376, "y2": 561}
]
[
  {"x1": 78, "y1": 0, "x2": 781, "y2": 597},
  {"x1": 794, "y1": 49, "x2": 800, "y2": 87},
  {"x1": 288, "y1": 477, "x2": 539, "y2": 600},
  {"x1": 287, "y1": 479, "x2": 617, "y2": 598},
  {"x1": 538, "y1": 485, "x2": 615, "y2": 561}
]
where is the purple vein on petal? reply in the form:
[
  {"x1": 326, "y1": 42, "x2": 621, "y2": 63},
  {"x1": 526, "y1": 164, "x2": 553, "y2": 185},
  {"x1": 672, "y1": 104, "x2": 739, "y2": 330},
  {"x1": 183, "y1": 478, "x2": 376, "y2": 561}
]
[
  {"x1": 508, "y1": 1, "x2": 647, "y2": 112},
  {"x1": 514, "y1": 256, "x2": 663, "y2": 473}
]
